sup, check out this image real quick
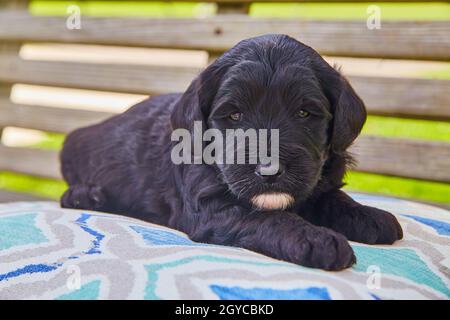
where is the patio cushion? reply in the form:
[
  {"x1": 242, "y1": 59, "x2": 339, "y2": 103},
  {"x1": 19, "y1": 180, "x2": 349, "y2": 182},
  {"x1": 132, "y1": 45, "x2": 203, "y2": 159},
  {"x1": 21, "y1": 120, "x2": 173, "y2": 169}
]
[{"x1": 0, "y1": 193, "x2": 448, "y2": 300}]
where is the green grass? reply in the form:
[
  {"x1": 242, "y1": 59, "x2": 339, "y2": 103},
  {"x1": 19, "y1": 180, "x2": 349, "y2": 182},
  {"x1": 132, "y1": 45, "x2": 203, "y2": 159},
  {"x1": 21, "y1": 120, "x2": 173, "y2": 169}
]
[
  {"x1": 32, "y1": 132, "x2": 65, "y2": 150},
  {"x1": 421, "y1": 65, "x2": 450, "y2": 80},
  {"x1": 251, "y1": 3, "x2": 450, "y2": 20},
  {"x1": 30, "y1": 1, "x2": 213, "y2": 17},
  {"x1": 2, "y1": 1, "x2": 449, "y2": 205},
  {"x1": 0, "y1": 171, "x2": 66, "y2": 200},
  {"x1": 30, "y1": 1, "x2": 450, "y2": 20},
  {"x1": 363, "y1": 116, "x2": 450, "y2": 142},
  {"x1": 344, "y1": 172, "x2": 450, "y2": 205}
]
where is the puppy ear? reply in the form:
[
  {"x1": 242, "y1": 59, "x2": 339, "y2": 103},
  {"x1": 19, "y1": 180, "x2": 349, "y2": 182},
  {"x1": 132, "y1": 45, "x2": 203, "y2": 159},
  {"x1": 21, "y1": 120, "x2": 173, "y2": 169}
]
[
  {"x1": 170, "y1": 60, "x2": 229, "y2": 132},
  {"x1": 328, "y1": 75, "x2": 367, "y2": 154}
]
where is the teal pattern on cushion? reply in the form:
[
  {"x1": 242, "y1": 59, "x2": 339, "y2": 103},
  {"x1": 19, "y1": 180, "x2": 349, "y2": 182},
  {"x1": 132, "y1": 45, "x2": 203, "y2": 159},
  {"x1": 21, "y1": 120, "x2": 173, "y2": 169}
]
[
  {"x1": 0, "y1": 213, "x2": 47, "y2": 250},
  {"x1": 56, "y1": 280, "x2": 101, "y2": 300},
  {"x1": 130, "y1": 225, "x2": 203, "y2": 246},
  {"x1": 402, "y1": 214, "x2": 450, "y2": 236},
  {"x1": 210, "y1": 285, "x2": 331, "y2": 300},
  {"x1": 1, "y1": 198, "x2": 449, "y2": 300},
  {"x1": 353, "y1": 245, "x2": 450, "y2": 298},
  {"x1": 144, "y1": 254, "x2": 306, "y2": 300},
  {"x1": 0, "y1": 213, "x2": 104, "y2": 283}
]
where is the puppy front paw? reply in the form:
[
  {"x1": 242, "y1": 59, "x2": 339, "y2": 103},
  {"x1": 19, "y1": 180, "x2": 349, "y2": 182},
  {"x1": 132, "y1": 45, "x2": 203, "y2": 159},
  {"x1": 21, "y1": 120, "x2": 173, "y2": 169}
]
[
  {"x1": 347, "y1": 206, "x2": 403, "y2": 245},
  {"x1": 296, "y1": 227, "x2": 356, "y2": 271},
  {"x1": 61, "y1": 184, "x2": 106, "y2": 210}
]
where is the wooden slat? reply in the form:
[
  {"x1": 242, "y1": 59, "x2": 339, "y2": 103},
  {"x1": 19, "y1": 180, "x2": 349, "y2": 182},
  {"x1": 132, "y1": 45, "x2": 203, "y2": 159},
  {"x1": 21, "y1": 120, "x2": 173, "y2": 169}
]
[
  {"x1": 0, "y1": 98, "x2": 115, "y2": 133},
  {"x1": 0, "y1": 0, "x2": 28, "y2": 137},
  {"x1": 1, "y1": 136, "x2": 449, "y2": 182},
  {"x1": 0, "y1": 54, "x2": 199, "y2": 94},
  {"x1": 0, "y1": 145, "x2": 61, "y2": 179},
  {"x1": 0, "y1": 190, "x2": 50, "y2": 203},
  {"x1": 217, "y1": 2, "x2": 249, "y2": 15},
  {"x1": 349, "y1": 76, "x2": 450, "y2": 121},
  {"x1": 350, "y1": 136, "x2": 450, "y2": 183},
  {"x1": 0, "y1": 55, "x2": 449, "y2": 121},
  {"x1": 0, "y1": 0, "x2": 28, "y2": 9},
  {"x1": 0, "y1": 12, "x2": 449, "y2": 60}
]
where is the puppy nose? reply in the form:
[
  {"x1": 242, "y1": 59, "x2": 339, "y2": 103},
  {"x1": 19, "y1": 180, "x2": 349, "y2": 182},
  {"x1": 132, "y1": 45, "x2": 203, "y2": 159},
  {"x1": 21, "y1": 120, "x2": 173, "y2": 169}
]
[{"x1": 255, "y1": 163, "x2": 285, "y2": 182}]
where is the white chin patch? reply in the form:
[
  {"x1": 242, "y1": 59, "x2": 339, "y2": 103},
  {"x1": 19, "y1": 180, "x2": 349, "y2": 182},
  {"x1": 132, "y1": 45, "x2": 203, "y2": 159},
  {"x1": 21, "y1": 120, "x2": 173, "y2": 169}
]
[{"x1": 250, "y1": 193, "x2": 295, "y2": 211}]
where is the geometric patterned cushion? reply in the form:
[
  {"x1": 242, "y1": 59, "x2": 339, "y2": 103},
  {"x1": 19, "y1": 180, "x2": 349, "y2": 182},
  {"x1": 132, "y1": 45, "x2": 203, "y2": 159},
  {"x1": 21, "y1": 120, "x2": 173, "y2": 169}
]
[{"x1": 0, "y1": 193, "x2": 449, "y2": 300}]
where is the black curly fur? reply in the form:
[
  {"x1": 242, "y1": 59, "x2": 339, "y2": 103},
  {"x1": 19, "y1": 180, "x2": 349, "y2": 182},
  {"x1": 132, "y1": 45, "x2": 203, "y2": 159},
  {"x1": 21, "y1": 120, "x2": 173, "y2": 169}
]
[{"x1": 60, "y1": 35, "x2": 402, "y2": 270}]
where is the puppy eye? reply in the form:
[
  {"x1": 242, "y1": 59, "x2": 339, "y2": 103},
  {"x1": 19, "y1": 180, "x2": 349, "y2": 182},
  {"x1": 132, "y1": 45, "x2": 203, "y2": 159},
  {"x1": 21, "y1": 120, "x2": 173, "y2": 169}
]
[
  {"x1": 229, "y1": 112, "x2": 243, "y2": 121},
  {"x1": 297, "y1": 110, "x2": 310, "y2": 118}
]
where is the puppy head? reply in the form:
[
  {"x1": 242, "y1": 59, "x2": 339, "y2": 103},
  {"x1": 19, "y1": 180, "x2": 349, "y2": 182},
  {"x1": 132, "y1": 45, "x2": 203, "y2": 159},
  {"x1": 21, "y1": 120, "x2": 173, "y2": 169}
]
[{"x1": 171, "y1": 34, "x2": 366, "y2": 210}]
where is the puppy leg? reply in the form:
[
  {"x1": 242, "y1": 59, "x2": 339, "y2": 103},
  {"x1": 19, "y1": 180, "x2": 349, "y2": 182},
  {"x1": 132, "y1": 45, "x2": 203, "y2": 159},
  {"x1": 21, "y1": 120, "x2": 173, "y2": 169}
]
[
  {"x1": 304, "y1": 190, "x2": 403, "y2": 244},
  {"x1": 187, "y1": 209, "x2": 356, "y2": 270},
  {"x1": 61, "y1": 184, "x2": 106, "y2": 211}
]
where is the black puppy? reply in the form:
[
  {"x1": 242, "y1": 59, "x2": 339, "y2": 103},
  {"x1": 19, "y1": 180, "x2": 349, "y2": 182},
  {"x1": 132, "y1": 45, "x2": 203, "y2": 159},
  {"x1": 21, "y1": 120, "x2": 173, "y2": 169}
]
[{"x1": 61, "y1": 34, "x2": 403, "y2": 270}]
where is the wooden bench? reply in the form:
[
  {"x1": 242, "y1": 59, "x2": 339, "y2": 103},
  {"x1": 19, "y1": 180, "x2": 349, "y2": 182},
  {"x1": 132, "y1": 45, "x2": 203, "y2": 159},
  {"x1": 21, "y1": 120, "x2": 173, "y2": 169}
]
[{"x1": 0, "y1": 0, "x2": 449, "y2": 204}]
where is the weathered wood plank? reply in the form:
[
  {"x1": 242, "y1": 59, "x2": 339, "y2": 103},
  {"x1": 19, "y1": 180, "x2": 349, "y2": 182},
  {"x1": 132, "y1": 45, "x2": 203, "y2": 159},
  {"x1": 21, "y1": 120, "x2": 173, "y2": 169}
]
[
  {"x1": 0, "y1": 12, "x2": 449, "y2": 60},
  {"x1": 350, "y1": 76, "x2": 450, "y2": 121},
  {"x1": 0, "y1": 85, "x2": 12, "y2": 138},
  {"x1": 349, "y1": 136, "x2": 450, "y2": 183},
  {"x1": 216, "y1": 2, "x2": 249, "y2": 15},
  {"x1": 1, "y1": 136, "x2": 449, "y2": 182},
  {"x1": 0, "y1": 145, "x2": 61, "y2": 179},
  {"x1": 0, "y1": 55, "x2": 449, "y2": 121},
  {"x1": 0, "y1": 190, "x2": 50, "y2": 203},
  {"x1": 0, "y1": 54, "x2": 199, "y2": 94},
  {"x1": 0, "y1": 98, "x2": 115, "y2": 133},
  {"x1": 0, "y1": 0, "x2": 28, "y2": 9},
  {"x1": 0, "y1": 0, "x2": 28, "y2": 138}
]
